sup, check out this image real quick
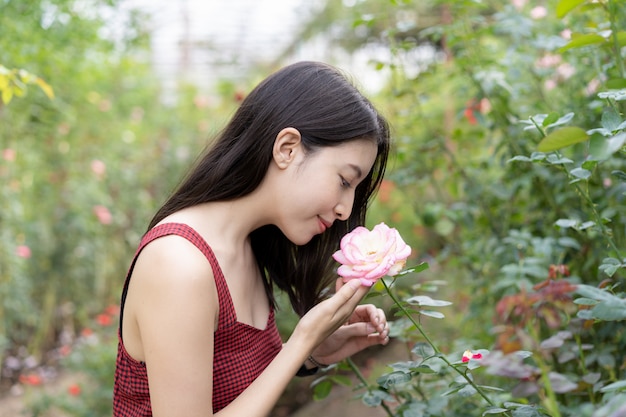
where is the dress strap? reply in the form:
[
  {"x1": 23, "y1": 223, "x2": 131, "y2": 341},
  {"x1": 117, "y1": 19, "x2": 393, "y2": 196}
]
[{"x1": 119, "y1": 223, "x2": 236, "y2": 332}]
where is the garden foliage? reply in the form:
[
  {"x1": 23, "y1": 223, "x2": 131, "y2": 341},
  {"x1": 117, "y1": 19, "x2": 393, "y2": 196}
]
[
  {"x1": 0, "y1": 0, "x2": 624, "y2": 416},
  {"x1": 0, "y1": 0, "x2": 237, "y2": 405},
  {"x1": 309, "y1": 0, "x2": 625, "y2": 416}
]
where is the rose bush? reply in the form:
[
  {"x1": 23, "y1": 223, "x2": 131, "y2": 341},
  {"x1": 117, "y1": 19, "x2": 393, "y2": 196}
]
[{"x1": 332, "y1": 222, "x2": 412, "y2": 286}]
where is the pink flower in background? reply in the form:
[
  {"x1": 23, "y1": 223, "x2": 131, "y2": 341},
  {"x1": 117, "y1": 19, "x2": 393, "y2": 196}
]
[
  {"x1": 535, "y1": 54, "x2": 562, "y2": 69},
  {"x1": 556, "y1": 63, "x2": 576, "y2": 80},
  {"x1": 511, "y1": 0, "x2": 527, "y2": 10},
  {"x1": 90, "y1": 159, "x2": 106, "y2": 179},
  {"x1": 93, "y1": 205, "x2": 112, "y2": 225},
  {"x1": 544, "y1": 79, "x2": 557, "y2": 91},
  {"x1": 332, "y1": 222, "x2": 411, "y2": 286},
  {"x1": 2, "y1": 148, "x2": 16, "y2": 162},
  {"x1": 16, "y1": 245, "x2": 31, "y2": 259},
  {"x1": 530, "y1": 6, "x2": 547, "y2": 19},
  {"x1": 462, "y1": 350, "x2": 483, "y2": 363},
  {"x1": 585, "y1": 78, "x2": 601, "y2": 96}
]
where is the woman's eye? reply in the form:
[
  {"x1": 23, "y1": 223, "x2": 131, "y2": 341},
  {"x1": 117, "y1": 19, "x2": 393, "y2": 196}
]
[{"x1": 340, "y1": 177, "x2": 351, "y2": 188}]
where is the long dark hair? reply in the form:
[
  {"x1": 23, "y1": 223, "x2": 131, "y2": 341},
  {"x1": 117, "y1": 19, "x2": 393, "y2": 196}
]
[{"x1": 149, "y1": 61, "x2": 390, "y2": 316}]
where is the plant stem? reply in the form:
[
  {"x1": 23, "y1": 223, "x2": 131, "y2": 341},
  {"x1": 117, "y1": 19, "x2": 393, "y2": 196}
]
[
  {"x1": 346, "y1": 357, "x2": 395, "y2": 417},
  {"x1": 528, "y1": 325, "x2": 563, "y2": 417},
  {"x1": 381, "y1": 279, "x2": 502, "y2": 410}
]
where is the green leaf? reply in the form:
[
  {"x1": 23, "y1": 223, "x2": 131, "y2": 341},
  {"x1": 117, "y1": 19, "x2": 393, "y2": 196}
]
[
  {"x1": 477, "y1": 385, "x2": 505, "y2": 392},
  {"x1": 556, "y1": 0, "x2": 586, "y2": 17},
  {"x1": 555, "y1": 218, "x2": 579, "y2": 229},
  {"x1": 589, "y1": 132, "x2": 626, "y2": 160},
  {"x1": 312, "y1": 379, "x2": 333, "y2": 401},
  {"x1": 612, "y1": 170, "x2": 626, "y2": 182},
  {"x1": 591, "y1": 298, "x2": 626, "y2": 321},
  {"x1": 573, "y1": 297, "x2": 599, "y2": 306},
  {"x1": 546, "y1": 112, "x2": 575, "y2": 129},
  {"x1": 581, "y1": 160, "x2": 598, "y2": 170},
  {"x1": 559, "y1": 33, "x2": 606, "y2": 52},
  {"x1": 418, "y1": 310, "x2": 445, "y2": 319},
  {"x1": 508, "y1": 155, "x2": 533, "y2": 163},
  {"x1": 406, "y1": 295, "x2": 452, "y2": 307},
  {"x1": 376, "y1": 371, "x2": 411, "y2": 389},
  {"x1": 569, "y1": 167, "x2": 591, "y2": 180},
  {"x1": 483, "y1": 407, "x2": 510, "y2": 415},
  {"x1": 362, "y1": 389, "x2": 394, "y2": 407},
  {"x1": 401, "y1": 262, "x2": 429, "y2": 275},
  {"x1": 411, "y1": 364, "x2": 436, "y2": 374},
  {"x1": 598, "y1": 89, "x2": 626, "y2": 101},
  {"x1": 576, "y1": 283, "x2": 619, "y2": 301},
  {"x1": 511, "y1": 405, "x2": 546, "y2": 417},
  {"x1": 412, "y1": 342, "x2": 436, "y2": 357},
  {"x1": 606, "y1": 78, "x2": 626, "y2": 89},
  {"x1": 542, "y1": 112, "x2": 559, "y2": 127},
  {"x1": 599, "y1": 257, "x2": 624, "y2": 277},
  {"x1": 545, "y1": 154, "x2": 573, "y2": 164},
  {"x1": 538, "y1": 127, "x2": 589, "y2": 152},
  {"x1": 602, "y1": 107, "x2": 623, "y2": 132},
  {"x1": 600, "y1": 380, "x2": 626, "y2": 393}
]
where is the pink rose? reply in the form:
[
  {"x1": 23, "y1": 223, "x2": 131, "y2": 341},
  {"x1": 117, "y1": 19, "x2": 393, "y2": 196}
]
[
  {"x1": 93, "y1": 205, "x2": 112, "y2": 225},
  {"x1": 332, "y1": 222, "x2": 411, "y2": 287},
  {"x1": 16, "y1": 245, "x2": 32, "y2": 259}
]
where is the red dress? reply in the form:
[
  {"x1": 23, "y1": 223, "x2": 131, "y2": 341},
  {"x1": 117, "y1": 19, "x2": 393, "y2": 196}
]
[{"x1": 113, "y1": 223, "x2": 283, "y2": 415}]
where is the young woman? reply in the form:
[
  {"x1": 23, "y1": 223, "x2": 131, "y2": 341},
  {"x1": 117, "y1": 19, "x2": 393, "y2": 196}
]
[{"x1": 113, "y1": 61, "x2": 392, "y2": 416}]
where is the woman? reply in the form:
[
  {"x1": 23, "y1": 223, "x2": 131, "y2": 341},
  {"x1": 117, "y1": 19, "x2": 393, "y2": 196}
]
[{"x1": 114, "y1": 61, "x2": 392, "y2": 416}]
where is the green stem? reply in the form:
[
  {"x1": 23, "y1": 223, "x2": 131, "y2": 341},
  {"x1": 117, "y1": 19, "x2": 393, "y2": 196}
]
[
  {"x1": 346, "y1": 357, "x2": 395, "y2": 417},
  {"x1": 607, "y1": 0, "x2": 625, "y2": 79},
  {"x1": 381, "y1": 279, "x2": 503, "y2": 411},
  {"x1": 528, "y1": 325, "x2": 562, "y2": 417}
]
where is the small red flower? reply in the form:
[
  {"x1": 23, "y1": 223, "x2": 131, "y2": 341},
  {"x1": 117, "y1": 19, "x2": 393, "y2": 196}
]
[
  {"x1": 19, "y1": 373, "x2": 43, "y2": 386},
  {"x1": 234, "y1": 90, "x2": 245, "y2": 103},
  {"x1": 68, "y1": 383, "x2": 81, "y2": 396},
  {"x1": 59, "y1": 344, "x2": 72, "y2": 357},
  {"x1": 96, "y1": 313, "x2": 113, "y2": 326},
  {"x1": 462, "y1": 350, "x2": 483, "y2": 363},
  {"x1": 81, "y1": 327, "x2": 94, "y2": 337},
  {"x1": 104, "y1": 304, "x2": 120, "y2": 316}
]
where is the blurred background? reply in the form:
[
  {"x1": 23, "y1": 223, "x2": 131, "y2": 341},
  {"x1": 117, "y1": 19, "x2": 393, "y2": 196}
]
[{"x1": 1, "y1": 0, "x2": 625, "y2": 416}]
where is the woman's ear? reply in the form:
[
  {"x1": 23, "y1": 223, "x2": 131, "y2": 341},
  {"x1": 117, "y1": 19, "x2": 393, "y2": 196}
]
[{"x1": 272, "y1": 127, "x2": 302, "y2": 169}]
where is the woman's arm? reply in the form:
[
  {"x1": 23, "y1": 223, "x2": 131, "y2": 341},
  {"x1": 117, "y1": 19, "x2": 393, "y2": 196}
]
[
  {"x1": 215, "y1": 278, "x2": 368, "y2": 417},
  {"x1": 126, "y1": 236, "x2": 218, "y2": 416},
  {"x1": 127, "y1": 237, "x2": 369, "y2": 417}
]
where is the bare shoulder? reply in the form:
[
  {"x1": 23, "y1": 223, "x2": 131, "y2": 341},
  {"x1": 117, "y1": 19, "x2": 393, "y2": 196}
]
[
  {"x1": 126, "y1": 234, "x2": 219, "y2": 330},
  {"x1": 133, "y1": 234, "x2": 215, "y2": 287}
]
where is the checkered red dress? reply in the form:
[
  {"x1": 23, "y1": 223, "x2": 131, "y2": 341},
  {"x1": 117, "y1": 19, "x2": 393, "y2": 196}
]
[{"x1": 113, "y1": 223, "x2": 283, "y2": 415}]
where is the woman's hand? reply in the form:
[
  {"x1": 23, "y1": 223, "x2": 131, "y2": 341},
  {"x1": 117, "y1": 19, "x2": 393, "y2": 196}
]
[
  {"x1": 289, "y1": 278, "x2": 370, "y2": 352},
  {"x1": 309, "y1": 279, "x2": 389, "y2": 365}
]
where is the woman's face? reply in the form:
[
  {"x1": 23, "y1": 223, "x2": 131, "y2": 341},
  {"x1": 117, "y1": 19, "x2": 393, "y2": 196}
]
[{"x1": 275, "y1": 138, "x2": 378, "y2": 246}]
